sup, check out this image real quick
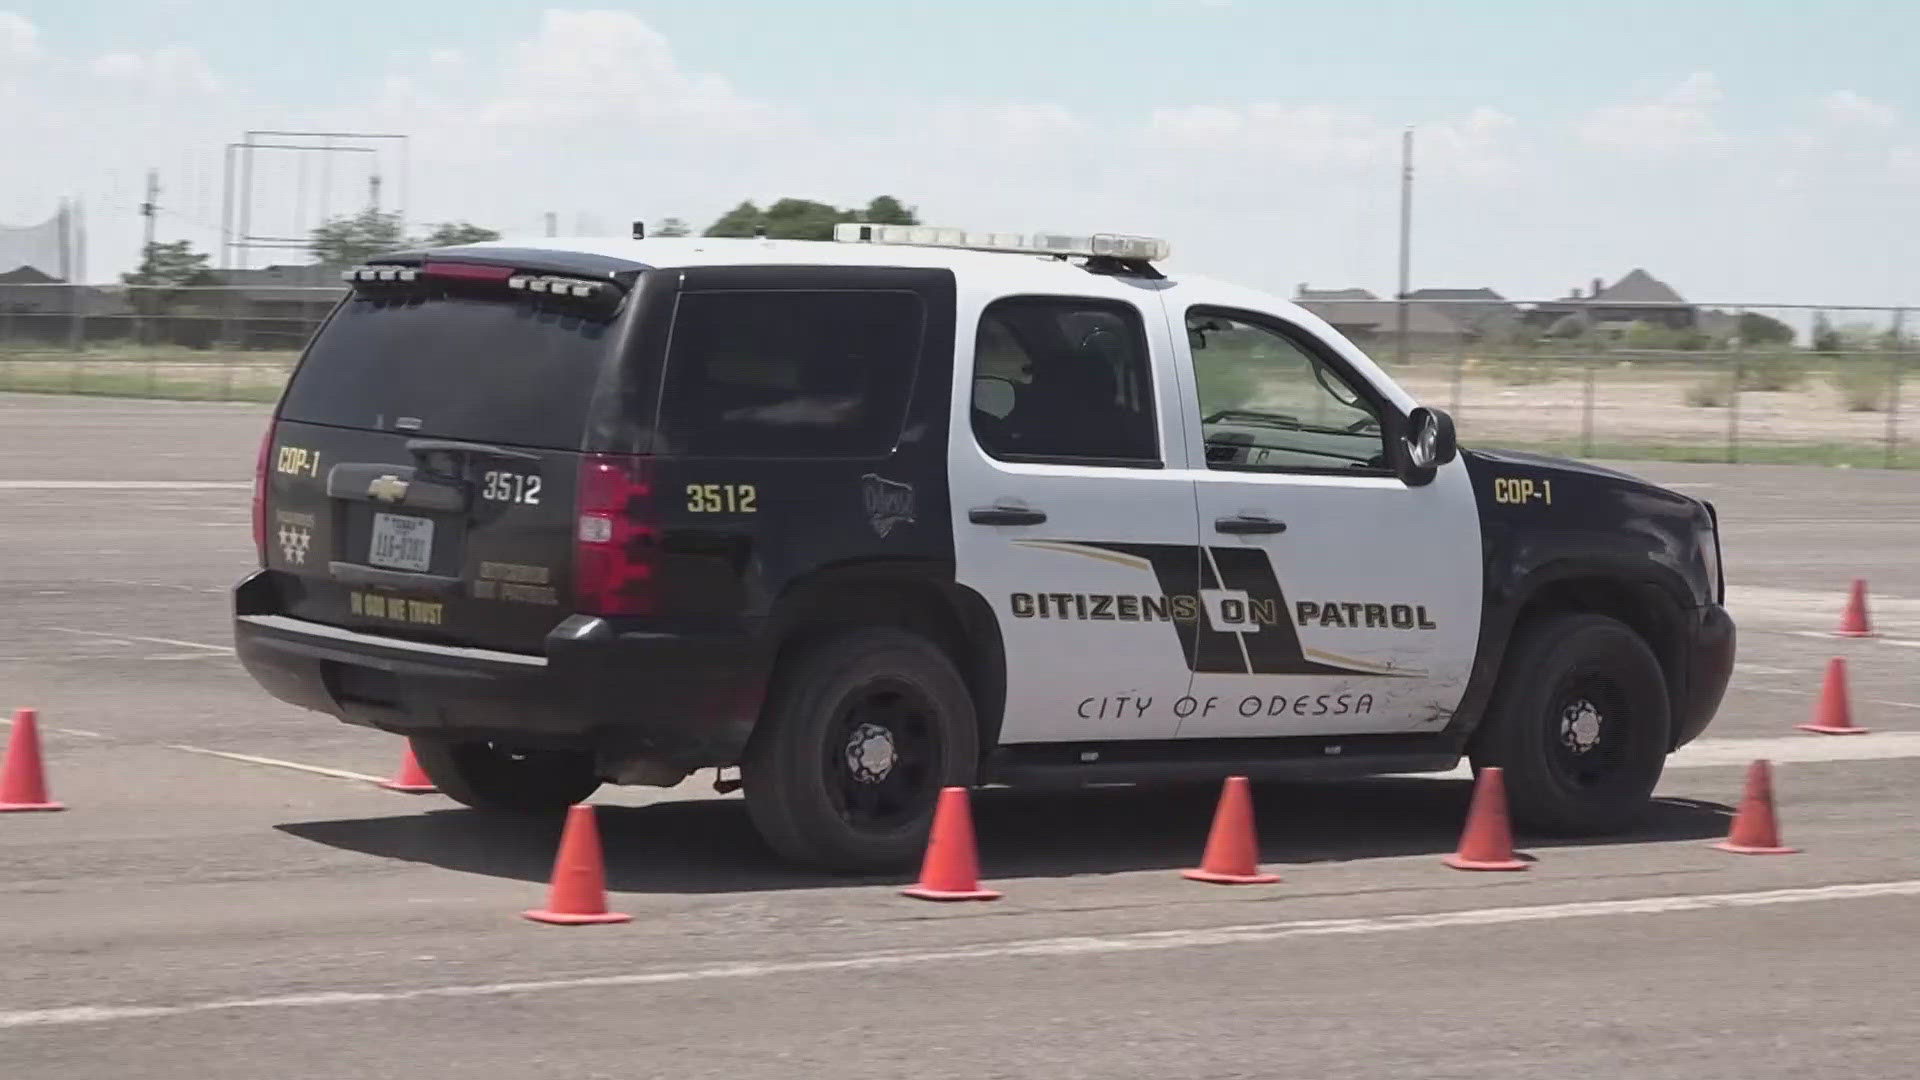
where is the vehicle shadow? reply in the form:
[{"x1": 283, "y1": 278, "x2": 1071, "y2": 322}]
[{"x1": 276, "y1": 777, "x2": 1734, "y2": 895}]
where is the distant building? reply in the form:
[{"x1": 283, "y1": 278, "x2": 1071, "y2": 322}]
[
  {"x1": 210, "y1": 264, "x2": 347, "y2": 349},
  {"x1": 1293, "y1": 284, "x2": 1473, "y2": 353},
  {"x1": 1403, "y1": 287, "x2": 1521, "y2": 338},
  {"x1": 1528, "y1": 269, "x2": 1696, "y2": 335}
]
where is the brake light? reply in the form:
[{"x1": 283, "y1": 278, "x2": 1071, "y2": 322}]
[
  {"x1": 420, "y1": 261, "x2": 515, "y2": 283},
  {"x1": 251, "y1": 422, "x2": 275, "y2": 566},
  {"x1": 574, "y1": 454, "x2": 658, "y2": 616}
]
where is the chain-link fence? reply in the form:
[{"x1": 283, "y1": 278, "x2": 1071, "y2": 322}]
[
  {"x1": 0, "y1": 283, "x2": 331, "y2": 404},
  {"x1": 0, "y1": 284, "x2": 1913, "y2": 467}
]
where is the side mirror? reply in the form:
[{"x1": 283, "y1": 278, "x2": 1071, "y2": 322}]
[{"x1": 1398, "y1": 406, "x2": 1457, "y2": 485}]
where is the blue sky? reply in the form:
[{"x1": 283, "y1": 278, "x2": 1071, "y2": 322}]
[{"x1": 6, "y1": 1, "x2": 1920, "y2": 304}]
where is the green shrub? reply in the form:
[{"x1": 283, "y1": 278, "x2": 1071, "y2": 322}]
[
  {"x1": 1684, "y1": 378, "x2": 1729, "y2": 408},
  {"x1": 1829, "y1": 364, "x2": 1892, "y2": 412},
  {"x1": 1737, "y1": 353, "x2": 1806, "y2": 392}
]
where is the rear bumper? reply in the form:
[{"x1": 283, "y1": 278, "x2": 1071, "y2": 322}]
[
  {"x1": 233, "y1": 574, "x2": 766, "y2": 769},
  {"x1": 1675, "y1": 603, "x2": 1735, "y2": 748}
]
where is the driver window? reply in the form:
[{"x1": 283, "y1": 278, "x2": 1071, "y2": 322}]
[{"x1": 1186, "y1": 308, "x2": 1386, "y2": 472}]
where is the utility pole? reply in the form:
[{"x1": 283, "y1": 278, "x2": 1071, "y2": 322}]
[
  {"x1": 1395, "y1": 126, "x2": 1413, "y2": 368},
  {"x1": 368, "y1": 173, "x2": 383, "y2": 213},
  {"x1": 545, "y1": 212, "x2": 558, "y2": 238},
  {"x1": 139, "y1": 168, "x2": 160, "y2": 265}
]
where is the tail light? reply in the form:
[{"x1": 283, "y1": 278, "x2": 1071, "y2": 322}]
[
  {"x1": 574, "y1": 454, "x2": 658, "y2": 616},
  {"x1": 251, "y1": 422, "x2": 275, "y2": 566}
]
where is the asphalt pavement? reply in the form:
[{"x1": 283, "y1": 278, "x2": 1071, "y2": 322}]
[{"x1": 1, "y1": 392, "x2": 1916, "y2": 1079}]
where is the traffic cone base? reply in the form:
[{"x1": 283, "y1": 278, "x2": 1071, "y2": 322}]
[
  {"x1": 523, "y1": 804, "x2": 629, "y2": 925},
  {"x1": 1445, "y1": 766, "x2": 1530, "y2": 872},
  {"x1": 1, "y1": 709, "x2": 63, "y2": 812},
  {"x1": 1182, "y1": 867, "x2": 1281, "y2": 885},
  {"x1": 1183, "y1": 776, "x2": 1280, "y2": 886},
  {"x1": 378, "y1": 744, "x2": 438, "y2": 793},
  {"x1": 522, "y1": 908, "x2": 633, "y2": 925},
  {"x1": 901, "y1": 883, "x2": 1003, "y2": 901},
  {"x1": 1712, "y1": 838, "x2": 1799, "y2": 856},
  {"x1": 903, "y1": 787, "x2": 1000, "y2": 902},
  {"x1": 1715, "y1": 760, "x2": 1796, "y2": 857},
  {"x1": 1796, "y1": 722, "x2": 1870, "y2": 735},
  {"x1": 1442, "y1": 851, "x2": 1528, "y2": 871}
]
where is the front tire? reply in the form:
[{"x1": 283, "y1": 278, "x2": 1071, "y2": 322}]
[
  {"x1": 1470, "y1": 613, "x2": 1671, "y2": 836},
  {"x1": 409, "y1": 737, "x2": 601, "y2": 813},
  {"x1": 743, "y1": 627, "x2": 979, "y2": 873}
]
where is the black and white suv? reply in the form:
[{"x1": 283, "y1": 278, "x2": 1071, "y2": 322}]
[{"x1": 233, "y1": 225, "x2": 1735, "y2": 871}]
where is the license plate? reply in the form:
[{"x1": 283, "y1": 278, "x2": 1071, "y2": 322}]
[{"x1": 368, "y1": 513, "x2": 434, "y2": 573}]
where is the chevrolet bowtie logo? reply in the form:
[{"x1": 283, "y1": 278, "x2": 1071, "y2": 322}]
[{"x1": 367, "y1": 475, "x2": 410, "y2": 503}]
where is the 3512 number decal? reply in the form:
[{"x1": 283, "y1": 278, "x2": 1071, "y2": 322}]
[
  {"x1": 482, "y1": 470, "x2": 542, "y2": 505},
  {"x1": 686, "y1": 483, "x2": 757, "y2": 513}
]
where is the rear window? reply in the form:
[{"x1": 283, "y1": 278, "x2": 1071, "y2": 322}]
[
  {"x1": 655, "y1": 290, "x2": 922, "y2": 457},
  {"x1": 281, "y1": 296, "x2": 616, "y2": 449}
]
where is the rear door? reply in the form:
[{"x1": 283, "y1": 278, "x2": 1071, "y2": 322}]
[
  {"x1": 951, "y1": 289, "x2": 1200, "y2": 743},
  {"x1": 264, "y1": 261, "x2": 629, "y2": 652}
]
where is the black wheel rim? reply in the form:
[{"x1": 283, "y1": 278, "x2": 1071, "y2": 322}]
[
  {"x1": 822, "y1": 677, "x2": 943, "y2": 833},
  {"x1": 1545, "y1": 668, "x2": 1635, "y2": 793}
]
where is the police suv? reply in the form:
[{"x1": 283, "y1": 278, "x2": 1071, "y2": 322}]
[{"x1": 234, "y1": 225, "x2": 1734, "y2": 871}]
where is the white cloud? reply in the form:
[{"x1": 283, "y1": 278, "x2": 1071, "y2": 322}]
[
  {"x1": 0, "y1": 10, "x2": 36, "y2": 57},
  {"x1": 1578, "y1": 72, "x2": 1725, "y2": 155},
  {"x1": 1822, "y1": 90, "x2": 1897, "y2": 130},
  {"x1": 86, "y1": 47, "x2": 222, "y2": 94},
  {"x1": 474, "y1": 9, "x2": 765, "y2": 135}
]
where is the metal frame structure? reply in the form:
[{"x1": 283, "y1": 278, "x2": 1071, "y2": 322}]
[{"x1": 220, "y1": 131, "x2": 410, "y2": 269}]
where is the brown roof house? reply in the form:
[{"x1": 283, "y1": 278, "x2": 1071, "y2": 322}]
[
  {"x1": 1529, "y1": 270, "x2": 1696, "y2": 336},
  {"x1": 1293, "y1": 285, "x2": 1472, "y2": 355}
]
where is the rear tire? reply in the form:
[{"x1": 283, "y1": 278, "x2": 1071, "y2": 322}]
[
  {"x1": 1470, "y1": 613, "x2": 1671, "y2": 836},
  {"x1": 743, "y1": 627, "x2": 978, "y2": 873},
  {"x1": 409, "y1": 737, "x2": 601, "y2": 813}
]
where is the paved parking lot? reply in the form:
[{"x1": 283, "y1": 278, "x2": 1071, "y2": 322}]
[{"x1": 1, "y1": 392, "x2": 1916, "y2": 1078}]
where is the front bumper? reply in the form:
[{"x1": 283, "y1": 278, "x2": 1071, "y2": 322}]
[
  {"x1": 1675, "y1": 603, "x2": 1735, "y2": 748},
  {"x1": 232, "y1": 573, "x2": 766, "y2": 769}
]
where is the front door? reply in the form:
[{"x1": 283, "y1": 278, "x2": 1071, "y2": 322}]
[
  {"x1": 1167, "y1": 300, "x2": 1483, "y2": 738},
  {"x1": 951, "y1": 291, "x2": 1199, "y2": 743}
]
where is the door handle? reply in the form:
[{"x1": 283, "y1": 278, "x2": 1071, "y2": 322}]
[
  {"x1": 1214, "y1": 514, "x2": 1287, "y2": 535},
  {"x1": 969, "y1": 506, "x2": 1047, "y2": 526}
]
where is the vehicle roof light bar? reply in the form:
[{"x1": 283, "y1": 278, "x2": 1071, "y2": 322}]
[{"x1": 832, "y1": 223, "x2": 1169, "y2": 262}]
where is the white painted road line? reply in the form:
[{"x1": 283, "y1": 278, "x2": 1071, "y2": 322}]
[
  {"x1": 1669, "y1": 730, "x2": 1920, "y2": 767},
  {"x1": 0, "y1": 481, "x2": 250, "y2": 490},
  {"x1": 1743, "y1": 685, "x2": 1920, "y2": 711},
  {"x1": 50, "y1": 628, "x2": 233, "y2": 654},
  {"x1": 164, "y1": 745, "x2": 388, "y2": 785},
  {"x1": 2, "y1": 880, "x2": 1918, "y2": 1031},
  {"x1": 1398, "y1": 731, "x2": 1920, "y2": 780},
  {"x1": 1789, "y1": 630, "x2": 1920, "y2": 649}
]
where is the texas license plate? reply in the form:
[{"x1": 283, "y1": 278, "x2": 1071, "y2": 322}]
[{"x1": 368, "y1": 512, "x2": 434, "y2": 573}]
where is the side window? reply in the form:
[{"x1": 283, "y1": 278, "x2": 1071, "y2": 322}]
[
  {"x1": 1187, "y1": 308, "x2": 1388, "y2": 472},
  {"x1": 971, "y1": 297, "x2": 1159, "y2": 466},
  {"x1": 657, "y1": 290, "x2": 923, "y2": 457}
]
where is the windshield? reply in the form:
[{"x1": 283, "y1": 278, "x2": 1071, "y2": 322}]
[{"x1": 280, "y1": 295, "x2": 618, "y2": 449}]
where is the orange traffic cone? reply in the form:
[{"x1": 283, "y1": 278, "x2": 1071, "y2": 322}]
[
  {"x1": 1836, "y1": 579, "x2": 1874, "y2": 637},
  {"x1": 378, "y1": 742, "x2": 438, "y2": 793},
  {"x1": 522, "y1": 804, "x2": 631, "y2": 924},
  {"x1": 902, "y1": 787, "x2": 1001, "y2": 901},
  {"x1": 1798, "y1": 657, "x2": 1870, "y2": 735},
  {"x1": 1444, "y1": 766, "x2": 1527, "y2": 871},
  {"x1": 1, "y1": 709, "x2": 64, "y2": 813},
  {"x1": 1714, "y1": 760, "x2": 1797, "y2": 855},
  {"x1": 1182, "y1": 776, "x2": 1280, "y2": 884}
]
